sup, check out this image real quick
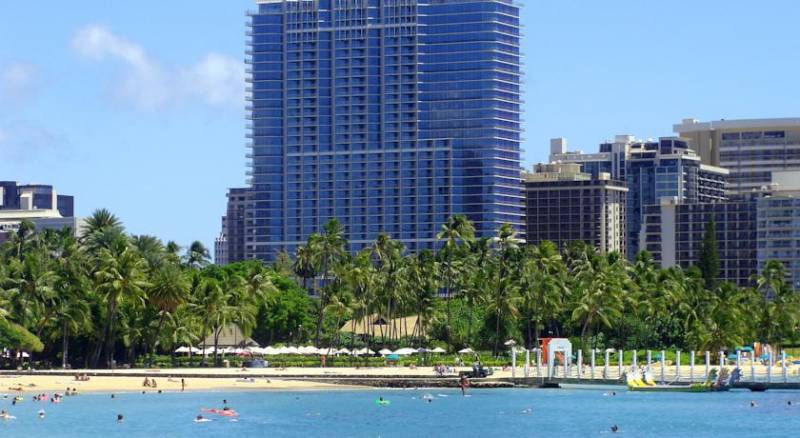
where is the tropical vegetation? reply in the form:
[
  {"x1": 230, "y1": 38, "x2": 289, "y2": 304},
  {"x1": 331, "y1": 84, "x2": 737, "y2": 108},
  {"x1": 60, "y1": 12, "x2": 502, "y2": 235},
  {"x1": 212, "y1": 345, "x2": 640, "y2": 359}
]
[{"x1": 0, "y1": 211, "x2": 798, "y2": 369}]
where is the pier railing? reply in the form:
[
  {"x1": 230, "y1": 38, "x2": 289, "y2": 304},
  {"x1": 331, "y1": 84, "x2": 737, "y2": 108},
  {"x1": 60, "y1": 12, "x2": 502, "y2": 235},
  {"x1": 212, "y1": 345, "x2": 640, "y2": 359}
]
[{"x1": 509, "y1": 348, "x2": 798, "y2": 384}]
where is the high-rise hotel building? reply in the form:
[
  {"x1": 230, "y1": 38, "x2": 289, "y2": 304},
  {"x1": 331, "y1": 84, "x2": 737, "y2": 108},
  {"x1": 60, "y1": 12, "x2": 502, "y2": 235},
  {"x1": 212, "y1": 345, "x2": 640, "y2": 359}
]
[
  {"x1": 675, "y1": 118, "x2": 800, "y2": 195},
  {"x1": 245, "y1": 0, "x2": 523, "y2": 260}
]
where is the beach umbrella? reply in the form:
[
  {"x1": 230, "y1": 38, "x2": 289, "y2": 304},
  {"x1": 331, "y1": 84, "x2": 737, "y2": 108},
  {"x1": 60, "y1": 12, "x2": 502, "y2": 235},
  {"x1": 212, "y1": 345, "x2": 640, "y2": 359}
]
[
  {"x1": 298, "y1": 346, "x2": 317, "y2": 355},
  {"x1": 394, "y1": 347, "x2": 417, "y2": 356},
  {"x1": 355, "y1": 348, "x2": 375, "y2": 356},
  {"x1": 386, "y1": 354, "x2": 401, "y2": 361},
  {"x1": 263, "y1": 346, "x2": 280, "y2": 355},
  {"x1": 174, "y1": 346, "x2": 191, "y2": 354},
  {"x1": 458, "y1": 348, "x2": 474, "y2": 354},
  {"x1": 336, "y1": 347, "x2": 352, "y2": 355},
  {"x1": 417, "y1": 348, "x2": 430, "y2": 354},
  {"x1": 431, "y1": 347, "x2": 446, "y2": 354},
  {"x1": 285, "y1": 346, "x2": 301, "y2": 355},
  {"x1": 504, "y1": 339, "x2": 517, "y2": 347},
  {"x1": 379, "y1": 348, "x2": 393, "y2": 356},
  {"x1": 318, "y1": 347, "x2": 337, "y2": 356}
]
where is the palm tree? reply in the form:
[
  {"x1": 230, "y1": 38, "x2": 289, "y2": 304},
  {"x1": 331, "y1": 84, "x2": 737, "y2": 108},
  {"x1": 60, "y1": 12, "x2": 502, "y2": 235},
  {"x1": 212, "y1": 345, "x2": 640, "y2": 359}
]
[
  {"x1": 185, "y1": 241, "x2": 211, "y2": 268},
  {"x1": 570, "y1": 250, "x2": 627, "y2": 354},
  {"x1": 146, "y1": 263, "x2": 189, "y2": 361},
  {"x1": 371, "y1": 234, "x2": 405, "y2": 342},
  {"x1": 93, "y1": 238, "x2": 150, "y2": 368},
  {"x1": 50, "y1": 233, "x2": 91, "y2": 368},
  {"x1": 84, "y1": 208, "x2": 123, "y2": 234},
  {"x1": 488, "y1": 224, "x2": 522, "y2": 355},
  {"x1": 81, "y1": 209, "x2": 125, "y2": 252},
  {"x1": 293, "y1": 244, "x2": 318, "y2": 293},
  {"x1": 519, "y1": 241, "x2": 566, "y2": 349},
  {"x1": 342, "y1": 250, "x2": 376, "y2": 350},
  {"x1": 753, "y1": 261, "x2": 800, "y2": 348},
  {"x1": 312, "y1": 220, "x2": 347, "y2": 347},
  {"x1": 7, "y1": 220, "x2": 36, "y2": 259},
  {"x1": 406, "y1": 250, "x2": 439, "y2": 345},
  {"x1": 436, "y1": 215, "x2": 475, "y2": 343},
  {"x1": 164, "y1": 306, "x2": 199, "y2": 366},
  {"x1": 132, "y1": 235, "x2": 167, "y2": 270}
]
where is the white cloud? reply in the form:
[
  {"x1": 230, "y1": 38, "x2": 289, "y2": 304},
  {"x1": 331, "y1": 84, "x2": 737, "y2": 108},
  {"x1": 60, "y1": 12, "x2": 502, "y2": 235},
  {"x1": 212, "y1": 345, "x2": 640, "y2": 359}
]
[
  {"x1": 0, "y1": 121, "x2": 70, "y2": 162},
  {"x1": 71, "y1": 25, "x2": 244, "y2": 110},
  {"x1": 0, "y1": 62, "x2": 38, "y2": 103}
]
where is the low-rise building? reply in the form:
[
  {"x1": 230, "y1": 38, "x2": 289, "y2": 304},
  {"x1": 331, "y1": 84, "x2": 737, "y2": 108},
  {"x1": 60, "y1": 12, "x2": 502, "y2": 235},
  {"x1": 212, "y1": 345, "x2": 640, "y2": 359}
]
[{"x1": 0, "y1": 181, "x2": 81, "y2": 243}]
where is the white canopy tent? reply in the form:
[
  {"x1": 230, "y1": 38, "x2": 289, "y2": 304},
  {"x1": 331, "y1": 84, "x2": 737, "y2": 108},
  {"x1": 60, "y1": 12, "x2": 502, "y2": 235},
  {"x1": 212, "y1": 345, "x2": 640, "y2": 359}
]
[
  {"x1": 458, "y1": 348, "x2": 474, "y2": 354},
  {"x1": 378, "y1": 348, "x2": 393, "y2": 356},
  {"x1": 393, "y1": 348, "x2": 417, "y2": 356},
  {"x1": 430, "y1": 347, "x2": 447, "y2": 354}
]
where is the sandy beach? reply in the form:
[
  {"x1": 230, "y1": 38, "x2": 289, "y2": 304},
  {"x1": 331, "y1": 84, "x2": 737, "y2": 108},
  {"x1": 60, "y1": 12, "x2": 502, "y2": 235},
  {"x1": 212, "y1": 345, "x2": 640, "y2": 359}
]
[
  {"x1": 0, "y1": 373, "x2": 359, "y2": 394},
  {"x1": 2, "y1": 362, "x2": 797, "y2": 394}
]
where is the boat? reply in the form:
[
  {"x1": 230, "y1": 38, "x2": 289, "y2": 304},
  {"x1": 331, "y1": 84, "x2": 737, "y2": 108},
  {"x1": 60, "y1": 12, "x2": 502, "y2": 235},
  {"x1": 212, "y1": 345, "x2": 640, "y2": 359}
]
[{"x1": 626, "y1": 368, "x2": 735, "y2": 393}]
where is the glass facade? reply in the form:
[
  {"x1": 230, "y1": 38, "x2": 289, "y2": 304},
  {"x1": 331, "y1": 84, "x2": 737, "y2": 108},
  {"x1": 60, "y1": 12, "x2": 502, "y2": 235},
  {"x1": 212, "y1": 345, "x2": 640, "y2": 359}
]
[
  {"x1": 0, "y1": 181, "x2": 74, "y2": 217},
  {"x1": 625, "y1": 138, "x2": 727, "y2": 258},
  {"x1": 246, "y1": 0, "x2": 522, "y2": 260}
]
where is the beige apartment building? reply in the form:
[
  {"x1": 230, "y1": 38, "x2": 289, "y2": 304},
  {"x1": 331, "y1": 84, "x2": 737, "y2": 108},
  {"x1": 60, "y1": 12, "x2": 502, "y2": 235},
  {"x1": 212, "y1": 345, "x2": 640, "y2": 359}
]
[{"x1": 674, "y1": 118, "x2": 800, "y2": 194}]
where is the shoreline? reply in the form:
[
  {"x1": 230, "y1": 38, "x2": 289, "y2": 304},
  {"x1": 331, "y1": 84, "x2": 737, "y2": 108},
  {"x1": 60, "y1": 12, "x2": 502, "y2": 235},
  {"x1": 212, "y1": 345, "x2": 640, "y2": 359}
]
[
  {"x1": 0, "y1": 374, "x2": 365, "y2": 394},
  {"x1": 4, "y1": 363, "x2": 799, "y2": 393}
]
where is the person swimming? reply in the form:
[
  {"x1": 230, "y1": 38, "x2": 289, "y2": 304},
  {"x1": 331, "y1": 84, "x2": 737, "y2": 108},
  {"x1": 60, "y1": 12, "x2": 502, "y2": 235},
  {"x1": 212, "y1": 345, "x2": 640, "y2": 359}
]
[
  {"x1": 38, "y1": 409, "x2": 45, "y2": 419},
  {"x1": 194, "y1": 415, "x2": 211, "y2": 423},
  {"x1": 751, "y1": 401, "x2": 757, "y2": 407},
  {"x1": 117, "y1": 414, "x2": 124, "y2": 423},
  {"x1": 611, "y1": 425, "x2": 619, "y2": 433}
]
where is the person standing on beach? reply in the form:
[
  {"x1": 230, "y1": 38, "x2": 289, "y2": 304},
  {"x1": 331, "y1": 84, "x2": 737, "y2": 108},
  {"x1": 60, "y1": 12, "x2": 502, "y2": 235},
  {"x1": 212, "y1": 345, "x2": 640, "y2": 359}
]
[{"x1": 181, "y1": 378, "x2": 185, "y2": 392}]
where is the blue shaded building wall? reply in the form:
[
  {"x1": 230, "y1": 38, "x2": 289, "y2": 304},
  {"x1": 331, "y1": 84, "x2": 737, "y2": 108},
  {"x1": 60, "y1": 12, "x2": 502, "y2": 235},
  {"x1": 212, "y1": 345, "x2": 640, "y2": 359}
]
[
  {"x1": 246, "y1": 0, "x2": 522, "y2": 260},
  {"x1": 0, "y1": 181, "x2": 74, "y2": 217}
]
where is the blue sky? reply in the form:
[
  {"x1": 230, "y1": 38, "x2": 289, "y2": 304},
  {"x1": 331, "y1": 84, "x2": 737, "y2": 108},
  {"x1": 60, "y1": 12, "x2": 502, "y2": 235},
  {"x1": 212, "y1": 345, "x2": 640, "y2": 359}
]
[{"x1": 2, "y1": 1, "x2": 799, "y2": 249}]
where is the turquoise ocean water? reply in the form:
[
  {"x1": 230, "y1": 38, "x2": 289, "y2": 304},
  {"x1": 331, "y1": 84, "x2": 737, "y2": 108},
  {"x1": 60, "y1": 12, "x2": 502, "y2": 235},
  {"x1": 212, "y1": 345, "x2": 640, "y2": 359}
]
[{"x1": 1, "y1": 388, "x2": 798, "y2": 437}]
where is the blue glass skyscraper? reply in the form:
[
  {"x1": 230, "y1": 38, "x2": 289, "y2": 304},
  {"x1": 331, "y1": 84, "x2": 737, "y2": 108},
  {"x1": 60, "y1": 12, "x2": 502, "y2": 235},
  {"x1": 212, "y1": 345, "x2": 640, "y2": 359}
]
[{"x1": 246, "y1": 0, "x2": 522, "y2": 260}]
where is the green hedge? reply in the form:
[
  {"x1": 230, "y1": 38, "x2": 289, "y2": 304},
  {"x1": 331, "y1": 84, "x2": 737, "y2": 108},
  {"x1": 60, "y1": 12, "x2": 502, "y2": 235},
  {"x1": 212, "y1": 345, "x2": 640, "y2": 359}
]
[{"x1": 133, "y1": 352, "x2": 514, "y2": 369}]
